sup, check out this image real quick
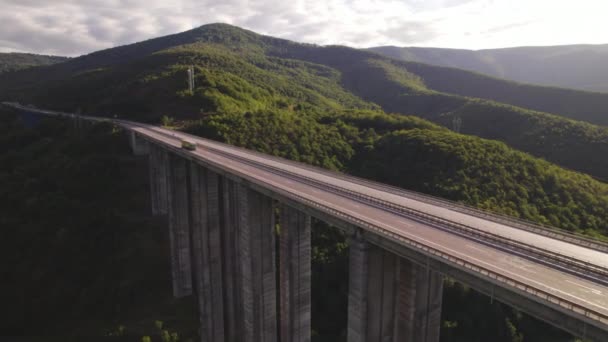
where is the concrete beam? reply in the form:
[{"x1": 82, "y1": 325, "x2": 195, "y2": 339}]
[
  {"x1": 189, "y1": 164, "x2": 226, "y2": 341},
  {"x1": 278, "y1": 204, "x2": 312, "y2": 342},
  {"x1": 167, "y1": 153, "x2": 193, "y2": 298},
  {"x1": 348, "y1": 234, "x2": 443, "y2": 342},
  {"x1": 236, "y1": 185, "x2": 278, "y2": 342}
]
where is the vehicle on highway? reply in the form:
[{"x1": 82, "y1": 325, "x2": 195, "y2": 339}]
[{"x1": 181, "y1": 139, "x2": 197, "y2": 151}]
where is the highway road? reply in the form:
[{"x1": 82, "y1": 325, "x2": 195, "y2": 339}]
[
  {"x1": 4, "y1": 102, "x2": 608, "y2": 330},
  {"x1": 126, "y1": 122, "x2": 608, "y2": 322},
  {"x1": 143, "y1": 126, "x2": 608, "y2": 268}
]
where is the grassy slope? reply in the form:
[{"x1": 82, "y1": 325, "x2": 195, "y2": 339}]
[{"x1": 0, "y1": 52, "x2": 68, "y2": 74}]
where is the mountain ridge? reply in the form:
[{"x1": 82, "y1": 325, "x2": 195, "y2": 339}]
[
  {"x1": 368, "y1": 44, "x2": 608, "y2": 92},
  {"x1": 0, "y1": 52, "x2": 68, "y2": 74},
  {"x1": 1, "y1": 23, "x2": 608, "y2": 180}
]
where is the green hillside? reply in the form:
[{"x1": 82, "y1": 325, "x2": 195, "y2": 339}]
[
  {"x1": 274, "y1": 43, "x2": 608, "y2": 179},
  {"x1": 0, "y1": 52, "x2": 67, "y2": 74},
  {"x1": 395, "y1": 60, "x2": 608, "y2": 126},
  {"x1": 1, "y1": 24, "x2": 607, "y2": 181},
  {"x1": 369, "y1": 44, "x2": 608, "y2": 93}
]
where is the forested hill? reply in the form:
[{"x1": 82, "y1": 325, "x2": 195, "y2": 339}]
[
  {"x1": 369, "y1": 44, "x2": 608, "y2": 93},
  {"x1": 389, "y1": 60, "x2": 608, "y2": 127},
  {"x1": 1, "y1": 23, "x2": 608, "y2": 180},
  {"x1": 0, "y1": 52, "x2": 68, "y2": 74},
  {"x1": 2, "y1": 91, "x2": 606, "y2": 340}
]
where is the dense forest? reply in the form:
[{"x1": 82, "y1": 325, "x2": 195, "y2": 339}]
[
  {"x1": 0, "y1": 52, "x2": 67, "y2": 74},
  {"x1": 1, "y1": 24, "x2": 607, "y2": 182},
  {"x1": 1, "y1": 23, "x2": 606, "y2": 342},
  {"x1": 369, "y1": 44, "x2": 608, "y2": 93},
  {"x1": 0, "y1": 109, "x2": 198, "y2": 341},
  {"x1": 391, "y1": 60, "x2": 608, "y2": 126}
]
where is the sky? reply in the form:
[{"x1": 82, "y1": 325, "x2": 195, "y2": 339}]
[{"x1": 0, "y1": 0, "x2": 607, "y2": 56}]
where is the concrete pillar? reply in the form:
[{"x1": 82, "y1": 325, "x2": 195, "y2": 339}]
[
  {"x1": 157, "y1": 148, "x2": 169, "y2": 215},
  {"x1": 221, "y1": 177, "x2": 241, "y2": 342},
  {"x1": 129, "y1": 131, "x2": 149, "y2": 156},
  {"x1": 347, "y1": 237, "x2": 443, "y2": 342},
  {"x1": 167, "y1": 153, "x2": 193, "y2": 298},
  {"x1": 236, "y1": 185, "x2": 278, "y2": 342},
  {"x1": 402, "y1": 260, "x2": 444, "y2": 342},
  {"x1": 278, "y1": 205, "x2": 312, "y2": 342},
  {"x1": 347, "y1": 235, "x2": 369, "y2": 342},
  {"x1": 148, "y1": 145, "x2": 169, "y2": 216},
  {"x1": 189, "y1": 165, "x2": 225, "y2": 341}
]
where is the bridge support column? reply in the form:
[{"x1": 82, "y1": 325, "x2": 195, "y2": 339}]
[
  {"x1": 129, "y1": 131, "x2": 149, "y2": 156},
  {"x1": 347, "y1": 236, "x2": 443, "y2": 342},
  {"x1": 236, "y1": 186, "x2": 278, "y2": 342},
  {"x1": 148, "y1": 145, "x2": 169, "y2": 216},
  {"x1": 221, "y1": 177, "x2": 242, "y2": 342},
  {"x1": 278, "y1": 204, "x2": 312, "y2": 342},
  {"x1": 189, "y1": 165, "x2": 225, "y2": 341},
  {"x1": 167, "y1": 154, "x2": 192, "y2": 297}
]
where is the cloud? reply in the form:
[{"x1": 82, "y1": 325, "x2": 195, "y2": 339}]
[{"x1": 0, "y1": 0, "x2": 607, "y2": 56}]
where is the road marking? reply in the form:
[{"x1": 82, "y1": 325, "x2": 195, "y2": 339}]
[{"x1": 566, "y1": 280, "x2": 603, "y2": 295}]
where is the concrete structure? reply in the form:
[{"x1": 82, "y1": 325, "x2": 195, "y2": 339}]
[
  {"x1": 166, "y1": 154, "x2": 193, "y2": 298},
  {"x1": 7, "y1": 102, "x2": 608, "y2": 342},
  {"x1": 148, "y1": 144, "x2": 169, "y2": 216},
  {"x1": 347, "y1": 235, "x2": 443, "y2": 342},
  {"x1": 129, "y1": 131, "x2": 149, "y2": 156},
  {"x1": 279, "y1": 204, "x2": 312, "y2": 342}
]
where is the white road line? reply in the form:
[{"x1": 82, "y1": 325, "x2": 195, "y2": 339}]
[{"x1": 566, "y1": 280, "x2": 604, "y2": 295}]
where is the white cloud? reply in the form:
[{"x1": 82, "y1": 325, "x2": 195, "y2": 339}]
[{"x1": 0, "y1": 0, "x2": 606, "y2": 56}]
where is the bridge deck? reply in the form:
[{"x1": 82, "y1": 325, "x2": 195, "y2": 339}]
[
  {"x1": 145, "y1": 125, "x2": 608, "y2": 269},
  {"x1": 129, "y1": 123, "x2": 608, "y2": 322}
]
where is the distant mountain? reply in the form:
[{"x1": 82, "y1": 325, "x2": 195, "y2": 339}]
[
  {"x1": 369, "y1": 45, "x2": 608, "y2": 93},
  {"x1": 1, "y1": 23, "x2": 608, "y2": 180},
  {"x1": 0, "y1": 52, "x2": 68, "y2": 74}
]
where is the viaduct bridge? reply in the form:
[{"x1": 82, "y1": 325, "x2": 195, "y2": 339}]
[{"x1": 5, "y1": 102, "x2": 608, "y2": 342}]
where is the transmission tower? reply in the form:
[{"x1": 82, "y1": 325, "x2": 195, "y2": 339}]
[
  {"x1": 187, "y1": 66, "x2": 195, "y2": 93},
  {"x1": 452, "y1": 115, "x2": 462, "y2": 133}
]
